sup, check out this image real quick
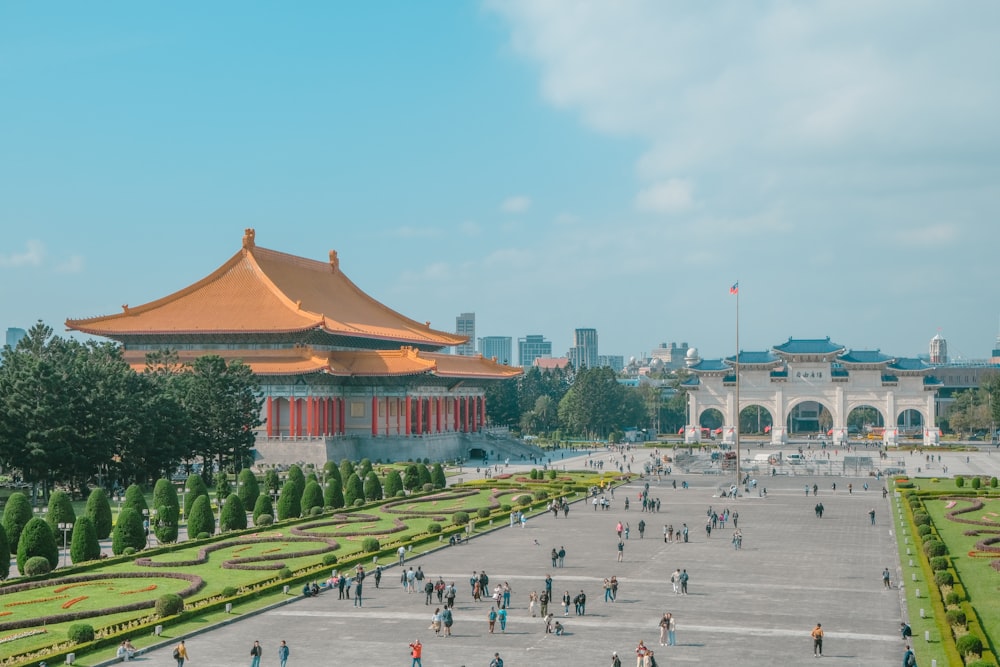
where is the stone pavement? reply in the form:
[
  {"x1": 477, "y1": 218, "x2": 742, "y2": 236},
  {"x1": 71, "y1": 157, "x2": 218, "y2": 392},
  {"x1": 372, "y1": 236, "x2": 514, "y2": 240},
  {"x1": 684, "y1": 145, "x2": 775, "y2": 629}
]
[{"x1": 113, "y1": 451, "x2": 926, "y2": 667}]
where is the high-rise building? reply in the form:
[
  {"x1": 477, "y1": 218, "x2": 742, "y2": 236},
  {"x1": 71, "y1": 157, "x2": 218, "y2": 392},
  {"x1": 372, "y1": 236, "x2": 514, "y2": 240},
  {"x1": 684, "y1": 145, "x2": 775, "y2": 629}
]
[
  {"x1": 650, "y1": 342, "x2": 691, "y2": 369},
  {"x1": 518, "y1": 334, "x2": 552, "y2": 368},
  {"x1": 929, "y1": 333, "x2": 948, "y2": 364},
  {"x1": 455, "y1": 312, "x2": 475, "y2": 356},
  {"x1": 5, "y1": 327, "x2": 26, "y2": 349},
  {"x1": 479, "y1": 336, "x2": 513, "y2": 366},
  {"x1": 598, "y1": 355, "x2": 625, "y2": 372},
  {"x1": 567, "y1": 328, "x2": 598, "y2": 370}
]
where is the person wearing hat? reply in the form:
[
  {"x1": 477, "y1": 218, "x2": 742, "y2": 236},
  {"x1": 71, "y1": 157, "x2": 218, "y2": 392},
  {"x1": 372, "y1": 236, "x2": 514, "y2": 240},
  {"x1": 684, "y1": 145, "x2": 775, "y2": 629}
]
[{"x1": 611, "y1": 651, "x2": 622, "y2": 667}]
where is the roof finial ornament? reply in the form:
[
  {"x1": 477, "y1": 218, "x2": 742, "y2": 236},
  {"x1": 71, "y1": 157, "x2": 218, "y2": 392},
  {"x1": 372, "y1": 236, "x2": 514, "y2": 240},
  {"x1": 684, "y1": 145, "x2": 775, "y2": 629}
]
[
  {"x1": 122, "y1": 304, "x2": 129, "y2": 314},
  {"x1": 243, "y1": 228, "x2": 256, "y2": 249},
  {"x1": 329, "y1": 250, "x2": 339, "y2": 273}
]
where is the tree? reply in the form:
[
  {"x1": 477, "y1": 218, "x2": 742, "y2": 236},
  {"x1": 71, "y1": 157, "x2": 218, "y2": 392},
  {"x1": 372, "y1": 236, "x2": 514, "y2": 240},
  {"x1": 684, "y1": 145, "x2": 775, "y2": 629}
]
[
  {"x1": 219, "y1": 494, "x2": 247, "y2": 532},
  {"x1": 383, "y1": 470, "x2": 403, "y2": 497},
  {"x1": 70, "y1": 515, "x2": 101, "y2": 564},
  {"x1": 358, "y1": 459, "x2": 373, "y2": 479},
  {"x1": 215, "y1": 474, "x2": 232, "y2": 502},
  {"x1": 85, "y1": 488, "x2": 113, "y2": 540},
  {"x1": 277, "y1": 479, "x2": 301, "y2": 520},
  {"x1": 431, "y1": 463, "x2": 446, "y2": 490},
  {"x1": 0, "y1": 524, "x2": 8, "y2": 579},
  {"x1": 185, "y1": 474, "x2": 209, "y2": 519},
  {"x1": 322, "y1": 461, "x2": 341, "y2": 486},
  {"x1": 152, "y1": 478, "x2": 180, "y2": 543},
  {"x1": 46, "y1": 489, "x2": 76, "y2": 533},
  {"x1": 485, "y1": 377, "x2": 520, "y2": 428},
  {"x1": 286, "y1": 464, "x2": 305, "y2": 507},
  {"x1": 339, "y1": 459, "x2": 355, "y2": 486},
  {"x1": 2, "y1": 492, "x2": 32, "y2": 556},
  {"x1": 301, "y1": 481, "x2": 324, "y2": 514},
  {"x1": 417, "y1": 464, "x2": 432, "y2": 488},
  {"x1": 186, "y1": 495, "x2": 215, "y2": 538},
  {"x1": 402, "y1": 465, "x2": 420, "y2": 492},
  {"x1": 237, "y1": 469, "x2": 260, "y2": 515},
  {"x1": 252, "y1": 494, "x2": 273, "y2": 524},
  {"x1": 343, "y1": 473, "x2": 363, "y2": 506},
  {"x1": 558, "y1": 367, "x2": 630, "y2": 438},
  {"x1": 123, "y1": 484, "x2": 149, "y2": 517},
  {"x1": 363, "y1": 472, "x2": 383, "y2": 501},
  {"x1": 111, "y1": 507, "x2": 146, "y2": 555},
  {"x1": 17, "y1": 516, "x2": 59, "y2": 573},
  {"x1": 324, "y1": 478, "x2": 345, "y2": 509},
  {"x1": 264, "y1": 469, "x2": 280, "y2": 495}
]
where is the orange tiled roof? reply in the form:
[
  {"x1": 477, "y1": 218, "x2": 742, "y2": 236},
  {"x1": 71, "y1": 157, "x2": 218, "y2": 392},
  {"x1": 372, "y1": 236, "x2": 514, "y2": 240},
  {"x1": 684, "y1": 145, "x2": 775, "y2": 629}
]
[
  {"x1": 122, "y1": 347, "x2": 332, "y2": 376},
  {"x1": 66, "y1": 229, "x2": 465, "y2": 347}
]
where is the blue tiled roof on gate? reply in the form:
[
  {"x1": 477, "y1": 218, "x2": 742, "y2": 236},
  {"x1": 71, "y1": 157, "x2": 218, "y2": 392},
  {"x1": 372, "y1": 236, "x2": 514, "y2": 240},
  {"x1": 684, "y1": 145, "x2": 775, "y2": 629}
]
[
  {"x1": 688, "y1": 359, "x2": 730, "y2": 372},
  {"x1": 923, "y1": 375, "x2": 943, "y2": 386},
  {"x1": 724, "y1": 351, "x2": 780, "y2": 365},
  {"x1": 680, "y1": 376, "x2": 700, "y2": 387},
  {"x1": 772, "y1": 337, "x2": 845, "y2": 355},
  {"x1": 839, "y1": 350, "x2": 894, "y2": 364},
  {"x1": 888, "y1": 358, "x2": 934, "y2": 372}
]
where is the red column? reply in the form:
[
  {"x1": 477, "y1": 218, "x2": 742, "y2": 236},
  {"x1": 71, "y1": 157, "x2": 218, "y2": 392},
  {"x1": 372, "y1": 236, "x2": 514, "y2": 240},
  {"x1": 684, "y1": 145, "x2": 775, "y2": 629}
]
[
  {"x1": 290, "y1": 399, "x2": 297, "y2": 437},
  {"x1": 273, "y1": 397, "x2": 281, "y2": 437},
  {"x1": 266, "y1": 396, "x2": 273, "y2": 437},
  {"x1": 340, "y1": 398, "x2": 346, "y2": 435},
  {"x1": 320, "y1": 398, "x2": 327, "y2": 436},
  {"x1": 306, "y1": 398, "x2": 313, "y2": 437},
  {"x1": 481, "y1": 395, "x2": 487, "y2": 430},
  {"x1": 405, "y1": 396, "x2": 412, "y2": 435},
  {"x1": 396, "y1": 399, "x2": 401, "y2": 435},
  {"x1": 461, "y1": 397, "x2": 467, "y2": 433},
  {"x1": 385, "y1": 397, "x2": 390, "y2": 436},
  {"x1": 416, "y1": 397, "x2": 424, "y2": 435},
  {"x1": 435, "y1": 397, "x2": 441, "y2": 434},
  {"x1": 453, "y1": 397, "x2": 459, "y2": 432},
  {"x1": 371, "y1": 396, "x2": 378, "y2": 436}
]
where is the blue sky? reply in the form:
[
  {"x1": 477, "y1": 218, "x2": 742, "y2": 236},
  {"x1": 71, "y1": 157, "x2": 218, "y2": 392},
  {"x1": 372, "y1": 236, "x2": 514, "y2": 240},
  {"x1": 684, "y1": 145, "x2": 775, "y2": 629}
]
[{"x1": 2, "y1": 1, "x2": 998, "y2": 363}]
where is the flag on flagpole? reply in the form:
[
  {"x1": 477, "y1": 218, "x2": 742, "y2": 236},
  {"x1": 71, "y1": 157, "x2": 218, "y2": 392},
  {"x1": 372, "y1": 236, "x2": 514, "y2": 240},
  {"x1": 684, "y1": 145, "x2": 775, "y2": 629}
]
[{"x1": 730, "y1": 282, "x2": 739, "y2": 295}]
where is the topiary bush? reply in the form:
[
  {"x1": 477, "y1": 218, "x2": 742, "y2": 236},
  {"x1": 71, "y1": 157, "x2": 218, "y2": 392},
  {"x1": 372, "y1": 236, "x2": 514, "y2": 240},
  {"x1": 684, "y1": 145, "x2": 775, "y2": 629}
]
[
  {"x1": 361, "y1": 537, "x2": 380, "y2": 553},
  {"x1": 67, "y1": 623, "x2": 95, "y2": 643},
  {"x1": 917, "y1": 524, "x2": 932, "y2": 537},
  {"x1": 153, "y1": 478, "x2": 181, "y2": 543},
  {"x1": 84, "y1": 488, "x2": 113, "y2": 541},
  {"x1": 912, "y1": 513, "x2": 931, "y2": 526},
  {"x1": 427, "y1": 522, "x2": 442, "y2": 534},
  {"x1": 220, "y1": 493, "x2": 247, "y2": 532},
  {"x1": 548, "y1": 469, "x2": 557, "y2": 480},
  {"x1": 923, "y1": 540, "x2": 947, "y2": 558},
  {"x1": 3, "y1": 492, "x2": 32, "y2": 556},
  {"x1": 123, "y1": 546, "x2": 137, "y2": 555},
  {"x1": 945, "y1": 591, "x2": 962, "y2": 605},
  {"x1": 477, "y1": 508, "x2": 490, "y2": 519},
  {"x1": 221, "y1": 586, "x2": 238, "y2": 597},
  {"x1": 277, "y1": 479, "x2": 302, "y2": 520},
  {"x1": 533, "y1": 490, "x2": 549, "y2": 500},
  {"x1": 956, "y1": 633, "x2": 983, "y2": 659},
  {"x1": 253, "y1": 495, "x2": 273, "y2": 525},
  {"x1": 934, "y1": 570, "x2": 954, "y2": 586},
  {"x1": 930, "y1": 556, "x2": 949, "y2": 571},
  {"x1": 155, "y1": 593, "x2": 184, "y2": 617},
  {"x1": 70, "y1": 515, "x2": 102, "y2": 564},
  {"x1": 991, "y1": 476, "x2": 998, "y2": 488},
  {"x1": 196, "y1": 532, "x2": 211, "y2": 540},
  {"x1": 279, "y1": 567, "x2": 293, "y2": 579},
  {"x1": 322, "y1": 553, "x2": 338, "y2": 566},
  {"x1": 309, "y1": 506, "x2": 323, "y2": 516},
  {"x1": 422, "y1": 483, "x2": 435, "y2": 493},
  {"x1": 186, "y1": 495, "x2": 215, "y2": 538},
  {"x1": 24, "y1": 555, "x2": 52, "y2": 576},
  {"x1": 255, "y1": 514, "x2": 274, "y2": 527},
  {"x1": 17, "y1": 517, "x2": 59, "y2": 573},
  {"x1": 529, "y1": 469, "x2": 539, "y2": 480},
  {"x1": 452, "y1": 511, "x2": 470, "y2": 526},
  {"x1": 238, "y1": 469, "x2": 261, "y2": 513},
  {"x1": 500, "y1": 504, "x2": 512, "y2": 512},
  {"x1": 955, "y1": 476, "x2": 965, "y2": 488},
  {"x1": 971, "y1": 476, "x2": 981, "y2": 489},
  {"x1": 946, "y1": 609, "x2": 967, "y2": 627},
  {"x1": 301, "y1": 481, "x2": 324, "y2": 516},
  {"x1": 353, "y1": 499, "x2": 364, "y2": 507}
]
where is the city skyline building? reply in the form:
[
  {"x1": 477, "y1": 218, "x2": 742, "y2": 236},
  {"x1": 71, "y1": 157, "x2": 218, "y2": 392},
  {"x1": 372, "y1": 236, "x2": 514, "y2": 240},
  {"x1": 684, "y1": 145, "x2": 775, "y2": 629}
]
[
  {"x1": 455, "y1": 312, "x2": 475, "y2": 356},
  {"x1": 567, "y1": 327, "x2": 598, "y2": 370},
  {"x1": 518, "y1": 334, "x2": 552, "y2": 368},
  {"x1": 5, "y1": 327, "x2": 26, "y2": 349},
  {"x1": 479, "y1": 336, "x2": 513, "y2": 366}
]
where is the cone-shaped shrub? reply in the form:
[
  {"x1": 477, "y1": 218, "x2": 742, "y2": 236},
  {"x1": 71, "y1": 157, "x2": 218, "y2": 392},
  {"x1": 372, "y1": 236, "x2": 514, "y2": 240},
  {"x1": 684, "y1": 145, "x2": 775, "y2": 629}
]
[
  {"x1": 17, "y1": 517, "x2": 58, "y2": 573},
  {"x1": 343, "y1": 473, "x2": 363, "y2": 507},
  {"x1": 324, "y1": 479, "x2": 344, "y2": 509},
  {"x1": 339, "y1": 459, "x2": 355, "y2": 486},
  {"x1": 220, "y1": 493, "x2": 247, "y2": 532},
  {"x1": 46, "y1": 490, "x2": 76, "y2": 532},
  {"x1": 287, "y1": 464, "x2": 305, "y2": 491},
  {"x1": 431, "y1": 463, "x2": 446, "y2": 489},
  {"x1": 237, "y1": 469, "x2": 260, "y2": 513},
  {"x1": 123, "y1": 484, "x2": 149, "y2": 516},
  {"x1": 111, "y1": 507, "x2": 146, "y2": 555},
  {"x1": 253, "y1": 494, "x2": 273, "y2": 524},
  {"x1": 264, "y1": 469, "x2": 280, "y2": 495},
  {"x1": 417, "y1": 464, "x2": 432, "y2": 487},
  {"x1": 2, "y1": 492, "x2": 32, "y2": 556},
  {"x1": 277, "y1": 479, "x2": 302, "y2": 520},
  {"x1": 384, "y1": 470, "x2": 403, "y2": 498},
  {"x1": 403, "y1": 465, "x2": 420, "y2": 492},
  {"x1": 363, "y1": 472, "x2": 383, "y2": 501},
  {"x1": 0, "y1": 525, "x2": 9, "y2": 579},
  {"x1": 323, "y1": 461, "x2": 342, "y2": 485},
  {"x1": 186, "y1": 495, "x2": 215, "y2": 538},
  {"x1": 70, "y1": 516, "x2": 101, "y2": 564},
  {"x1": 185, "y1": 474, "x2": 209, "y2": 518},
  {"x1": 85, "y1": 488, "x2": 113, "y2": 539},
  {"x1": 301, "y1": 481, "x2": 324, "y2": 514},
  {"x1": 153, "y1": 478, "x2": 180, "y2": 543}
]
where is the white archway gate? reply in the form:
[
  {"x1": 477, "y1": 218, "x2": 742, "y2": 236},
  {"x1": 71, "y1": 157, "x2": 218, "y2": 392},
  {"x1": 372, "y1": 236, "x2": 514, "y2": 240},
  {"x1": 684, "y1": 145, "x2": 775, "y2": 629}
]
[{"x1": 682, "y1": 338, "x2": 941, "y2": 446}]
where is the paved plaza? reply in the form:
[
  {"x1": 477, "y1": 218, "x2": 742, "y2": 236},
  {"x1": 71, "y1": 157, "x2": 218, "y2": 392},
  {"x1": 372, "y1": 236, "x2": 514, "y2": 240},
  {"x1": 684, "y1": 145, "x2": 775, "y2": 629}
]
[{"x1": 85, "y1": 446, "x2": 999, "y2": 667}]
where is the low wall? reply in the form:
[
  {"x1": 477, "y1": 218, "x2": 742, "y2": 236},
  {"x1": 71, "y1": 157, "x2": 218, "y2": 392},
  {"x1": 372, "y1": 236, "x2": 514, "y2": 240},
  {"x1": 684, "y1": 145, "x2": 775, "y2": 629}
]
[{"x1": 252, "y1": 433, "x2": 521, "y2": 467}]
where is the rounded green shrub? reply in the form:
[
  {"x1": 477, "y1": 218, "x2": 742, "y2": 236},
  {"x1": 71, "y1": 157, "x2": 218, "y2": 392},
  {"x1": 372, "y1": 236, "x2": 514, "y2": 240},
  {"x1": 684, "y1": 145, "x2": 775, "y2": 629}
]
[
  {"x1": 277, "y1": 479, "x2": 302, "y2": 520},
  {"x1": 123, "y1": 546, "x2": 137, "y2": 555},
  {"x1": 956, "y1": 634, "x2": 983, "y2": 658},
  {"x1": 252, "y1": 495, "x2": 273, "y2": 525},
  {"x1": 221, "y1": 586, "x2": 238, "y2": 597},
  {"x1": 912, "y1": 513, "x2": 931, "y2": 526},
  {"x1": 533, "y1": 490, "x2": 549, "y2": 500},
  {"x1": 946, "y1": 609, "x2": 967, "y2": 627},
  {"x1": 84, "y1": 488, "x2": 113, "y2": 540},
  {"x1": 917, "y1": 524, "x2": 932, "y2": 537},
  {"x1": 923, "y1": 540, "x2": 946, "y2": 558},
  {"x1": 186, "y1": 495, "x2": 215, "y2": 538},
  {"x1": 3, "y1": 492, "x2": 33, "y2": 557},
  {"x1": 279, "y1": 567, "x2": 293, "y2": 579},
  {"x1": 934, "y1": 570, "x2": 954, "y2": 586},
  {"x1": 362, "y1": 537, "x2": 380, "y2": 552},
  {"x1": 353, "y1": 499, "x2": 364, "y2": 507},
  {"x1": 548, "y1": 469, "x2": 557, "y2": 480},
  {"x1": 477, "y1": 508, "x2": 490, "y2": 519},
  {"x1": 17, "y1": 517, "x2": 59, "y2": 573},
  {"x1": 991, "y1": 477, "x2": 998, "y2": 488},
  {"x1": 322, "y1": 553, "x2": 338, "y2": 566},
  {"x1": 70, "y1": 516, "x2": 102, "y2": 564},
  {"x1": 971, "y1": 476, "x2": 981, "y2": 489},
  {"x1": 945, "y1": 591, "x2": 962, "y2": 605},
  {"x1": 309, "y1": 506, "x2": 323, "y2": 516},
  {"x1": 301, "y1": 481, "x2": 324, "y2": 516},
  {"x1": 46, "y1": 490, "x2": 76, "y2": 531},
  {"x1": 452, "y1": 511, "x2": 470, "y2": 526},
  {"x1": 155, "y1": 593, "x2": 184, "y2": 617},
  {"x1": 196, "y1": 532, "x2": 211, "y2": 540},
  {"x1": 67, "y1": 623, "x2": 95, "y2": 643},
  {"x1": 237, "y1": 469, "x2": 261, "y2": 513},
  {"x1": 185, "y1": 474, "x2": 210, "y2": 518},
  {"x1": 421, "y1": 483, "x2": 435, "y2": 493},
  {"x1": 930, "y1": 556, "x2": 949, "y2": 571},
  {"x1": 955, "y1": 475, "x2": 965, "y2": 488},
  {"x1": 500, "y1": 504, "x2": 512, "y2": 512},
  {"x1": 123, "y1": 484, "x2": 149, "y2": 516},
  {"x1": 255, "y1": 514, "x2": 274, "y2": 527},
  {"x1": 220, "y1": 493, "x2": 247, "y2": 532},
  {"x1": 427, "y1": 522, "x2": 442, "y2": 534},
  {"x1": 153, "y1": 478, "x2": 181, "y2": 543},
  {"x1": 363, "y1": 472, "x2": 383, "y2": 501},
  {"x1": 24, "y1": 555, "x2": 52, "y2": 576},
  {"x1": 529, "y1": 469, "x2": 539, "y2": 480},
  {"x1": 395, "y1": 490, "x2": 406, "y2": 498}
]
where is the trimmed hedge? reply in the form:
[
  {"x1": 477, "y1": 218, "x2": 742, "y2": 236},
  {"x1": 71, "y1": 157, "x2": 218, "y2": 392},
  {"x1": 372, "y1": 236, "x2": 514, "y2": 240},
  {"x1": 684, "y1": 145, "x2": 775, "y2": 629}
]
[
  {"x1": 67, "y1": 623, "x2": 95, "y2": 643},
  {"x1": 923, "y1": 540, "x2": 947, "y2": 558},
  {"x1": 934, "y1": 570, "x2": 954, "y2": 587},
  {"x1": 946, "y1": 609, "x2": 967, "y2": 627},
  {"x1": 24, "y1": 555, "x2": 52, "y2": 576},
  {"x1": 155, "y1": 593, "x2": 184, "y2": 617},
  {"x1": 956, "y1": 634, "x2": 983, "y2": 658}
]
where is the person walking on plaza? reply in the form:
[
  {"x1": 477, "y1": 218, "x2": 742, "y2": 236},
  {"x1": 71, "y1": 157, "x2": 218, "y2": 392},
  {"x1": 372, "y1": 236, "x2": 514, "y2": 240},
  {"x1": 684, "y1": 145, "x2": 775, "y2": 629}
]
[
  {"x1": 659, "y1": 614, "x2": 669, "y2": 646},
  {"x1": 638, "y1": 519, "x2": 646, "y2": 538},
  {"x1": 398, "y1": 545, "x2": 406, "y2": 565},
  {"x1": 903, "y1": 644, "x2": 916, "y2": 666},
  {"x1": 172, "y1": 640, "x2": 189, "y2": 667},
  {"x1": 680, "y1": 569, "x2": 689, "y2": 595},
  {"x1": 667, "y1": 613, "x2": 676, "y2": 646},
  {"x1": 488, "y1": 607, "x2": 497, "y2": 633},
  {"x1": 498, "y1": 605, "x2": 508, "y2": 632},
  {"x1": 617, "y1": 539, "x2": 625, "y2": 562},
  {"x1": 811, "y1": 623, "x2": 824, "y2": 657},
  {"x1": 671, "y1": 569, "x2": 681, "y2": 595},
  {"x1": 559, "y1": 546, "x2": 566, "y2": 567},
  {"x1": 635, "y1": 639, "x2": 651, "y2": 667},
  {"x1": 539, "y1": 589, "x2": 549, "y2": 617},
  {"x1": 562, "y1": 590, "x2": 572, "y2": 616},
  {"x1": 883, "y1": 568, "x2": 892, "y2": 589},
  {"x1": 249, "y1": 641, "x2": 262, "y2": 667},
  {"x1": 870, "y1": 508, "x2": 877, "y2": 525},
  {"x1": 277, "y1": 640, "x2": 289, "y2": 667},
  {"x1": 353, "y1": 576, "x2": 363, "y2": 607},
  {"x1": 612, "y1": 651, "x2": 622, "y2": 667},
  {"x1": 409, "y1": 639, "x2": 422, "y2": 667},
  {"x1": 490, "y1": 652, "x2": 503, "y2": 667}
]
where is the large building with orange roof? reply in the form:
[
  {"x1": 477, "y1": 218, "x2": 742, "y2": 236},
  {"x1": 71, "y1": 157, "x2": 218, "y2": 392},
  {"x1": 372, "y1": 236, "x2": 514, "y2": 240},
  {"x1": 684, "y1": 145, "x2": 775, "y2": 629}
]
[{"x1": 66, "y1": 229, "x2": 521, "y2": 466}]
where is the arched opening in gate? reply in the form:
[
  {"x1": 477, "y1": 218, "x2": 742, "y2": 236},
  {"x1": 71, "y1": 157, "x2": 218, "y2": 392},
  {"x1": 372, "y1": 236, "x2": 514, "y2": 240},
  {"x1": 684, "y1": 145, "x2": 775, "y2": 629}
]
[
  {"x1": 847, "y1": 405, "x2": 885, "y2": 437},
  {"x1": 699, "y1": 407, "x2": 725, "y2": 437},
  {"x1": 896, "y1": 409, "x2": 924, "y2": 437},
  {"x1": 740, "y1": 404, "x2": 773, "y2": 435},
  {"x1": 786, "y1": 400, "x2": 833, "y2": 436}
]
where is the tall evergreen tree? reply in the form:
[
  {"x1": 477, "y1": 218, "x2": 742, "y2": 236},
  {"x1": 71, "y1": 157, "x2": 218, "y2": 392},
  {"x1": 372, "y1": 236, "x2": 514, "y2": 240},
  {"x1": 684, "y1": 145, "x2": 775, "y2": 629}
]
[
  {"x1": 237, "y1": 469, "x2": 260, "y2": 515},
  {"x1": 70, "y1": 515, "x2": 101, "y2": 564},
  {"x1": 383, "y1": 470, "x2": 404, "y2": 498},
  {"x1": 17, "y1": 517, "x2": 59, "y2": 573},
  {"x1": 252, "y1": 494, "x2": 273, "y2": 524},
  {"x1": 46, "y1": 490, "x2": 76, "y2": 532},
  {"x1": 301, "y1": 481, "x2": 324, "y2": 514},
  {"x1": 85, "y1": 487, "x2": 113, "y2": 540},
  {"x1": 219, "y1": 493, "x2": 247, "y2": 532},
  {"x1": 277, "y1": 479, "x2": 301, "y2": 520},
  {"x1": 431, "y1": 463, "x2": 446, "y2": 490},
  {"x1": 186, "y1": 494, "x2": 215, "y2": 538},
  {"x1": 111, "y1": 507, "x2": 146, "y2": 554},
  {"x1": 363, "y1": 472, "x2": 383, "y2": 501},
  {"x1": 185, "y1": 474, "x2": 209, "y2": 518},
  {"x1": 152, "y1": 478, "x2": 180, "y2": 543},
  {"x1": 324, "y1": 478, "x2": 345, "y2": 510},
  {"x1": 2, "y1": 491, "x2": 32, "y2": 556},
  {"x1": 343, "y1": 473, "x2": 364, "y2": 506}
]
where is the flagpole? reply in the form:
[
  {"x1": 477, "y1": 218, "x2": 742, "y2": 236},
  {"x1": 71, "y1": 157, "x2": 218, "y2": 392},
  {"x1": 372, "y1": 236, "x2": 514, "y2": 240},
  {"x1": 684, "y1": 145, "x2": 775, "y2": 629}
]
[{"x1": 734, "y1": 282, "x2": 740, "y2": 486}]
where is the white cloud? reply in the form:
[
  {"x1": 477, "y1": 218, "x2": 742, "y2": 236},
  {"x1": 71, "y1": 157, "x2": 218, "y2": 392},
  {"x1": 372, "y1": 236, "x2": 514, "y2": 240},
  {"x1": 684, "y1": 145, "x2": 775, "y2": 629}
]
[
  {"x1": 501, "y1": 195, "x2": 532, "y2": 213},
  {"x1": 635, "y1": 179, "x2": 694, "y2": 213},
  {"x1": 0, "y1": 240, "x2": 45, "y2": 268}
]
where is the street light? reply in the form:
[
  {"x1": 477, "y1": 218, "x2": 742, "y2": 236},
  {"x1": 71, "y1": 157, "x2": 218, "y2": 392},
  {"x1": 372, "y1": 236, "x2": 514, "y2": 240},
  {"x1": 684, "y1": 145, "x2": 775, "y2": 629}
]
[
  {"x1": 149, "y1": 508, "x2": 158, "y2": 547},
  {"x1": 142, "y1": 509, "x2": 150, "y2": 548},
  {"x1": 57, "y1": 522, "x2": 73, "y2": 567}
]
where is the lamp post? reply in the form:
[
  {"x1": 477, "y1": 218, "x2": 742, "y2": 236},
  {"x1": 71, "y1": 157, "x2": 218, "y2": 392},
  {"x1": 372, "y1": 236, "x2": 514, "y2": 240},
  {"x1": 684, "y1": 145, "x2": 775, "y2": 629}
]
[
  {"x1": 58, "y1": 522, "x2": 73, "y2": 567},
  {"x1": 142, "y1": 509, "x2": 150, "y2": 548},
  {"x1": 149, "y1": 508, "x2": 158, "y2": 546},
  {"x1": 114, "y1": 495, "x2": 123, "y2": 519}
]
